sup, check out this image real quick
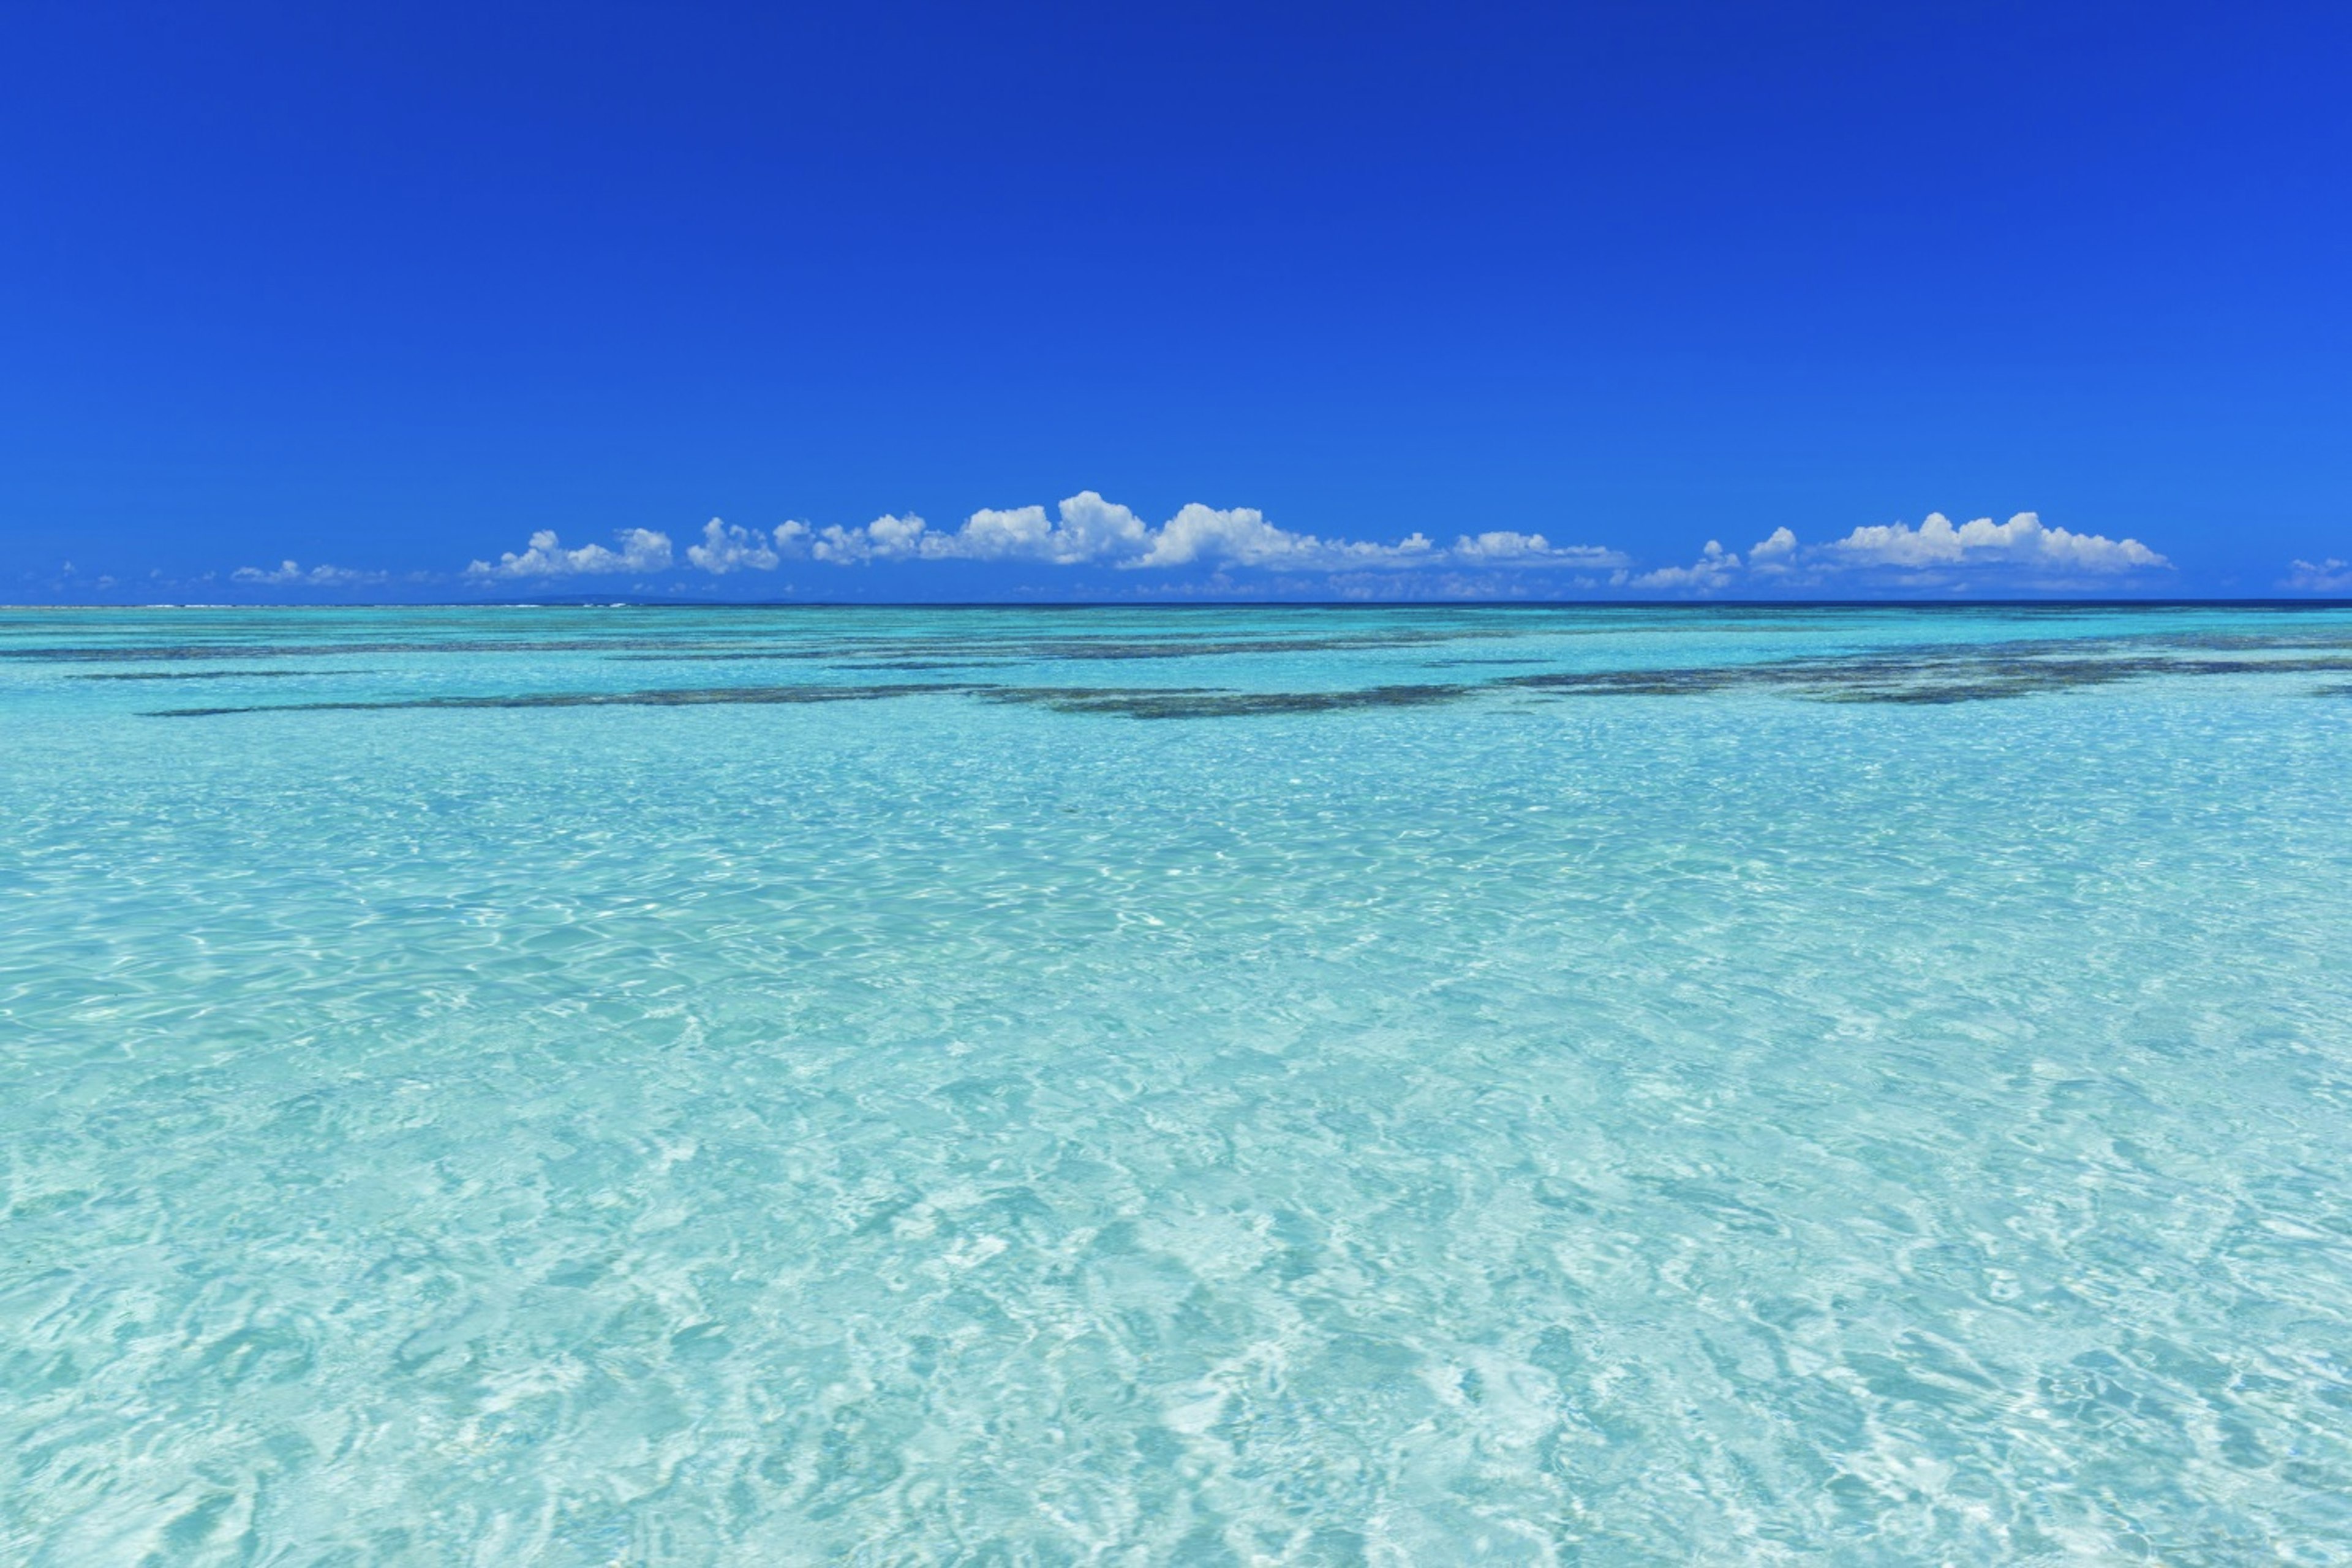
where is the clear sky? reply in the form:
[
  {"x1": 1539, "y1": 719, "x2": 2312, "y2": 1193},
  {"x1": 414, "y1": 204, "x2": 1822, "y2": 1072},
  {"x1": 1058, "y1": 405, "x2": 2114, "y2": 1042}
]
[{"x1": 6, "y1": 0, "x2": 2348, "y2": 601}]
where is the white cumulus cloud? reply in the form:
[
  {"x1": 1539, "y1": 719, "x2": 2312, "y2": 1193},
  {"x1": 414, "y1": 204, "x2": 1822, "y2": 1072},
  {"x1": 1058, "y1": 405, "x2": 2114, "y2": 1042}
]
[
  {"x1": 2284, "y1": 557, "x2": 2352, "y2": 593},
  {"x1": 686, "y1": 518, "x2": 809, "y2": 574},
  {"x1": 1134, "y1": 501, "x2": 1416, "y2": 568},
  {"x1": 937, "y1": 504, "x2": 1057, "y2": 561},
  {"x1": 1830, "y1": 512, "x2": 2166, "y2": 573},
  {"x1": 943, "y1": 493, "x2": 1155, "y2": 564},
  {"x1": 450, "y1": 502, "x2": 2176, "y2": 598},
  {"x1": 1605, "y1": 513, "x2": 2170, "y2": 595},
  {"x1": 1747, "y1": 527, "x2": 1798, "y2": 568},
  {"x1": 687, "y1": 519, "x2": 773, "y2": 574},
  {"x1": 912, "y1": 492, "x2": 1438, "y2": 570},
  {"x1": 458, "y1": 494, "x2": 1637, "y2": 579},
  {"x1": 467, "y1": 528, "x2": 674, "y2": 579},
  {"x1": 792, "y1": 492, "x2": 1466, "y2": 571},
  {"x1": 1626, "y1": 540, "x2": 1743, "y2": 592},
  {"x1": 232, "y1": 560, "x2": 386, "y2": 586},
  {"x1": 1450, "y1": 531, "x2": 1630, "y2": 567},
  {"x1": 810, "y1": 513, "x2": 929, "y2": 564}
]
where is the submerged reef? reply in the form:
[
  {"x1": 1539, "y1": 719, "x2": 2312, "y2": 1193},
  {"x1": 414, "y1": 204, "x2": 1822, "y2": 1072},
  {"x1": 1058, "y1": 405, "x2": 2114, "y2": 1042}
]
[{"x1": 91, "y1": 619, "x2": 2352, "y2": 719}]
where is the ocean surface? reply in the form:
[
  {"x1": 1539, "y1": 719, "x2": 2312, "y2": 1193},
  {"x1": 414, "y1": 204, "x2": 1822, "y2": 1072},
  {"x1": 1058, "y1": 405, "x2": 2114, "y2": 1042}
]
[{"x1": 6, "y1": 602, "x2": 2352, "y2": 1566}]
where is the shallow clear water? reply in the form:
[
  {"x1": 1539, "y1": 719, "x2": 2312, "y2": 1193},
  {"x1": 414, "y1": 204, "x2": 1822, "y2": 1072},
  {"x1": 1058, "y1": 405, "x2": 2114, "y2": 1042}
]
[{"x1": 6, "y1": 604, "x2": 2352, "y2": 1564}]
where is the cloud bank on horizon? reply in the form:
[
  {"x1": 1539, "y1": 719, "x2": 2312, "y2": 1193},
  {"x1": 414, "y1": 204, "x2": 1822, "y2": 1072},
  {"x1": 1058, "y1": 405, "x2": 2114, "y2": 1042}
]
[
  {"x1": 465, "y1": 528, "x2": 676, "y2": 579},
  {"x1": 215, "y1": 496, "x2": 2337, "y2": 600},
  {"x1": 466, "y1": 494, "x2": 1628, "y2": 579},
  {"x1": 439, "y1": 494, "x2": 2180, "y2": 595},
  {"x1": 2284, "y1": 557, "x2": 2352, "y2": 594},
  {"x1": 1621, "y1": 512, "x2": 2173, "y2": 593},
  {"x1": 232, "y1": 560, "x2": 390, "y2": 587}
]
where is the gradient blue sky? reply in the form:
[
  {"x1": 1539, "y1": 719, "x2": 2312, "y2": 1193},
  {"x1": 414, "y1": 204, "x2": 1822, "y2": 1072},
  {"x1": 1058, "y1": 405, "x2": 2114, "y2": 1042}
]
[{"x1": 6, "y1": 0, "x2": 2348, "y2": 601}]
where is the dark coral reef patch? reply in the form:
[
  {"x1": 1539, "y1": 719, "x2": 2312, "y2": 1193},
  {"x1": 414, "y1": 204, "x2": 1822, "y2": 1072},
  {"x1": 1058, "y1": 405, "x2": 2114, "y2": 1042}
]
[
  {"x1": 984, "y1": 684, "x2": 1472, "y2": 718},
  {"x1": 131, "y1": 626, "x2": 2352, "y2": 718}
]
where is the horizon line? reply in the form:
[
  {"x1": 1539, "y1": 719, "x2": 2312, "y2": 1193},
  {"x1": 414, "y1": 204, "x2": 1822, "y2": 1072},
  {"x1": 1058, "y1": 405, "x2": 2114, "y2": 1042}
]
[{"x1": 7, "y1": 597, "x2": 2352, "y2": 613}]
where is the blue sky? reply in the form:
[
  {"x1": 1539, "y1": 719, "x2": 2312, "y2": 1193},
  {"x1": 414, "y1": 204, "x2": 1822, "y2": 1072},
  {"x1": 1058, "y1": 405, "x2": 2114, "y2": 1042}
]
[{"x1": 5, "y1": 0, "x2": 2348, "y2": 601}]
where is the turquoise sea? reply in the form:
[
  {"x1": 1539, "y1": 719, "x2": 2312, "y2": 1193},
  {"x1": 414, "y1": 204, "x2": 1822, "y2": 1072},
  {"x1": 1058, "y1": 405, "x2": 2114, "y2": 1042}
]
[{"x1": 6, "y1": 603, "x2": 2352, "y2": 1565}]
